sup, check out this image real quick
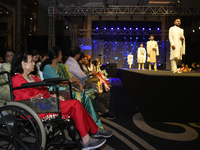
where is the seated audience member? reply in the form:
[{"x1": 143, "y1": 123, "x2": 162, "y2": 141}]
[
  {"x1": 88, "y1": 59, "x2": 93, "y2": 72},
  {"x1": 183, "y1": 64, "x2": 190, "y2": 72},
  {"x1": 196, "y1": 63, "x2": 200, "y2": 73},
  {"x1": 179, "y1": 63, "x2": 185, "y2": 72},
  {"x1": 31, "y1": 50, "x2": 40, "y2": 79},
  {"x1": 40, "y1": 47, "x2": 104, "y2": 127},
  {"x1": 65, "y1": 46, "x2": 115, "y2": 120},
  {"x1": 0, "y1": 49, "x2": 15, "y2": 104},
  {"x1": 190, "y1": 62, "x2": 197, "y2": 73},
  {"x1": 36, "y1": 53, "x2": 47, "y2": 80},
  {"x1": 78, "y1": 52, "x2": 85, "y2": 71},
  {"x1": 92, "y1": 60, "x2": 111, "y2": 92},
  {"x1": 10, "y1": 52, "x2": 112, "y2": 150},
  {"x1": 0, "y1": 56, "x2": 4, "y2": 67}
]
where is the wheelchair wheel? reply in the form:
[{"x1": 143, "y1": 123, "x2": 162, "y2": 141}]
[{"x1": 0, "y1": 102, "x2": 46, "y2": 150}]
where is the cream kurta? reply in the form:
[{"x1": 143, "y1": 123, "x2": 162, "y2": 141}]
[
  {"x1": 137, "y1": 47, "x2": 146, "y2": 63},
  {"x1": 169, "y1": 26, "x2": 185, "y2": 60},
  {"x1": 147, "y1": 40, "x2": 159, "y2": 63},
  {"x1": 127, "y1": 54, "x2": 133, "y2": 65}
]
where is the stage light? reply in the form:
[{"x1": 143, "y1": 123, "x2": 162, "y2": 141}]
[
  {"x1": 124, "y1": 37, "x2": 126, "y2": 39},
  {"x1": 142, "y1": 28, "x2": 145, "y2": 30},
  {"x1": 157, "y1": 28, "x2": 160, "y2": 31},
  {"x1": 117, "y1": 27, "x2": 119, "y2": 30},
  {"x1": 136, "y1": 28, "x2": 138, "y2": 30},
  {"x1": 130, "y1": 37, "x2": 132, "y2": 39},
  {"x1": 149, "y1": 28, "x2": 151, "y2": 31},
  {"x1": 199, "y1": 27, "x2": 200, "y2": 30},
  {"x1": 111, "y1": 27, "x2": 113, "y2": 30},
  {"x1": 136, "y1": 37, "x2": 138, "y2": 39},
  {"x1": 130, "y1": 28, "x2": 132, "y2": 30},
  {"x1": 96, "y1": 27, "x2": 98, "y2": 30},
  {"x1": 193, "y1": 30, "x2": 195, "y2": 32},
  {"x1": 104, "y1": 27, "x2": 106, "y2": 30},
  {"x1": 124, "y1": 28, "x2": 126, "y2": 30},
  {"x1": 143, "y1": 37, "x2": 145, "y2": 39}
]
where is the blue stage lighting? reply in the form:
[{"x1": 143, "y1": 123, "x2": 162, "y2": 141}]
[
  {"x1": 136, "y1": 28, "x2": 138, "y2": 30},
  {"x1": 104, "y1": 27, "x2": 106, "y2": 30},
  {"x1": 124, "y1": 27, "x2": 126, "y2": 30},
  {"x1": 117, "y1": 27, "x2": 119, "y2": 30},
  {"x1": 149, "y1": 28, "x2": 151, "y2": 30},
  {"x1": 124, "y1": 37, "x2": 126, "y2": 39},
  {"x1": 96, "y1": 27, "x2": 98, "y2": 30},
  {"x1": 130, "y1": 37, "x2": 132, "y2": 39},
  {"x1": 111, "y1": 27, "x2": 113, "y2": 30},
  {"x1": 142, "y1": 28, "x2": 145, "y2": 30},
  {"x1": 157, "y1": 28, "x2": 160, "y2": 31},
  {"x1": 136, "y1": 37, "x2": 138, "y2": 39},
  {"x1": 130, "y1": 28, "x2": 132, "y2": 30}
]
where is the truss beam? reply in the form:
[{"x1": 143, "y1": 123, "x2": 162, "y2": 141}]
[{"x1": 49, "y1": 6, "x2": 200, "y2": 16}]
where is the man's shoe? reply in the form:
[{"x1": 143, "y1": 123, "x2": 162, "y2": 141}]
[
  {"x1": 81, "y1": 137, "x2": 106, "y2": 150},
  {"x1": 93, "y1": 128, "x2": 113, "y2": 138},
  {"x1": 102, "y1": 111, "x2": 115, "y2": 120}
]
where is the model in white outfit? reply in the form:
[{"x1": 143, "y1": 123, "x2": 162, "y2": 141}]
[
  {"x1": 137, "y1": 44, "x2": 146, "y2": 70},
  {"x1": 147, "y1": 35, "x2": 159, "y2": 71},
  {"x1": 169, "y1": 18, "x2": 185, "y2": 73},
  {"x1": 127, "y1": 53, "x2": 133, "y2": 68}
]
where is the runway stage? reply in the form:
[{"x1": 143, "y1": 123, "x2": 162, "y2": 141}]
[{"x1": 118, "y1": 69, "x2": 200, "y2": 123}]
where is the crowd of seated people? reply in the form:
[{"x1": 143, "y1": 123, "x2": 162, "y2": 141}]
[
  {"x1": 10, "y1": 52, "x2": 113, "y2": 149},
  {"x1": 0, "y1": 47, "x2": 115, "y2": 149},
  {"x1": 178, "y1": 62, "x2": 200, "y2": 73}
]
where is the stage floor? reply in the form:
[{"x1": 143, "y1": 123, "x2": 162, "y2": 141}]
[
  {"x1": 118, "y1": 68, "x2": 200, "y2": 122},
  {"x1": 120, "y1": 68, "x2": 200, "y2": 77}
]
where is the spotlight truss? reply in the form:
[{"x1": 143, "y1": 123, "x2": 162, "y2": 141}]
[
  {"x1": 48, "y1": 5, "x2": 200, "y2": 16},
  {"x1": 70, "y1": 29, "x2": 168, "y2": 35}
]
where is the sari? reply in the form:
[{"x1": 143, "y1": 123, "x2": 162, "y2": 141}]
[{"x1": 43, "y1": 63, "x2": 103, "y2": 128}]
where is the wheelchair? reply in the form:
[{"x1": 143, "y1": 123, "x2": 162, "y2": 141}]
[{"x1": 0, "y1": 71, "x2": 82, "y2": 150}]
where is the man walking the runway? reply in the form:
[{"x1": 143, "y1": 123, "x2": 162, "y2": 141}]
[
  {"x1": 127, "y1": 52, "x2": 133, "y2": 68},
  {"x1": 169, "y1": 18, "x2": 185, "y2": 73}
]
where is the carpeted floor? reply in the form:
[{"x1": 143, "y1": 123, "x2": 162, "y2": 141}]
[{"x1": 99, "y1": 78, "x2": 200, "y2": 150}]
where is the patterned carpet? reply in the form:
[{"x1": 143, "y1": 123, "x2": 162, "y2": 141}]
[{"x1": 99, "y1": 78, "x2": 200, "y2": 150}]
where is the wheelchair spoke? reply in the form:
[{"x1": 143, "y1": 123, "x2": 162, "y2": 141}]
[
  {"x1": 16, "y1": 121, "x2": 30, "y2": 135},
  {"x1": 0, "y1": 111, "x2": 12, "y2": 134},
  {"x1": 13, "y1": 111, "x2": 18, "y2": 134},
  {"x1": 15, "y1": 137, "x2": 31, "y2": 150},
  {"x1": 0, "y1": 128, "x2": 11, "y2": 136},
  {"x1": 13, "y1": 138, "x2": 19, "y2": 150},
  {"x1": 0, "y1": 136, "x2": 10, "y2": 141},
  {"x1": 6, "y1": 140, "x2": 12, "y2": 150}
]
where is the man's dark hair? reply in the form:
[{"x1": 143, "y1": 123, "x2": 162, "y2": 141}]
[
  {"x1": 78, "y1": 52, "x2": 85, "y2": 62},
  {"x1": 150, "y1": 34, "x2": 154, "y2": 37},
  {"x1": 69, "y1": 46, "x2": 81, "y2": 57},
  {"x1": 174, "y1": 17, "x2": 181, "y2": 22}
]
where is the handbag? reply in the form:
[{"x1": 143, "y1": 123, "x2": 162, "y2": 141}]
[{"x1": 19, "y1": 97, "x2": 59, "y2": 114}]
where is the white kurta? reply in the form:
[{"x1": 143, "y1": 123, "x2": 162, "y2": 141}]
[
  {"x1": 169, "y1": 26, "x2": 185, "y2": 60},
  {"x1": 137, "y1": 47, "x2": 146, "y2": 63},
  {"x1": 147, "y1": 40, "x2": 159, "y2": 63},
  {"x1": 127, "y1": 54, "x2": 133, "y2": 65}
]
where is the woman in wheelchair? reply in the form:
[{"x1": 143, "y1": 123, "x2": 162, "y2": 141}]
[
  {"x1": 10, "y1": 52, "x2": 113, "y2": 149},
  {"x1": 40, "y1": 47, "x2": 103, "y2": 128}
]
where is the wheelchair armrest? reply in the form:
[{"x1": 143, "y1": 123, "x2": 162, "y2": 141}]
[{"x1": 43, "y1": 78, "x2": 64, "y2": 83}]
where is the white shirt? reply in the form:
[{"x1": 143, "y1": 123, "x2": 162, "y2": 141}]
[{"x1": 65, "y1": 57, "x2": 87, "y2": 80}]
